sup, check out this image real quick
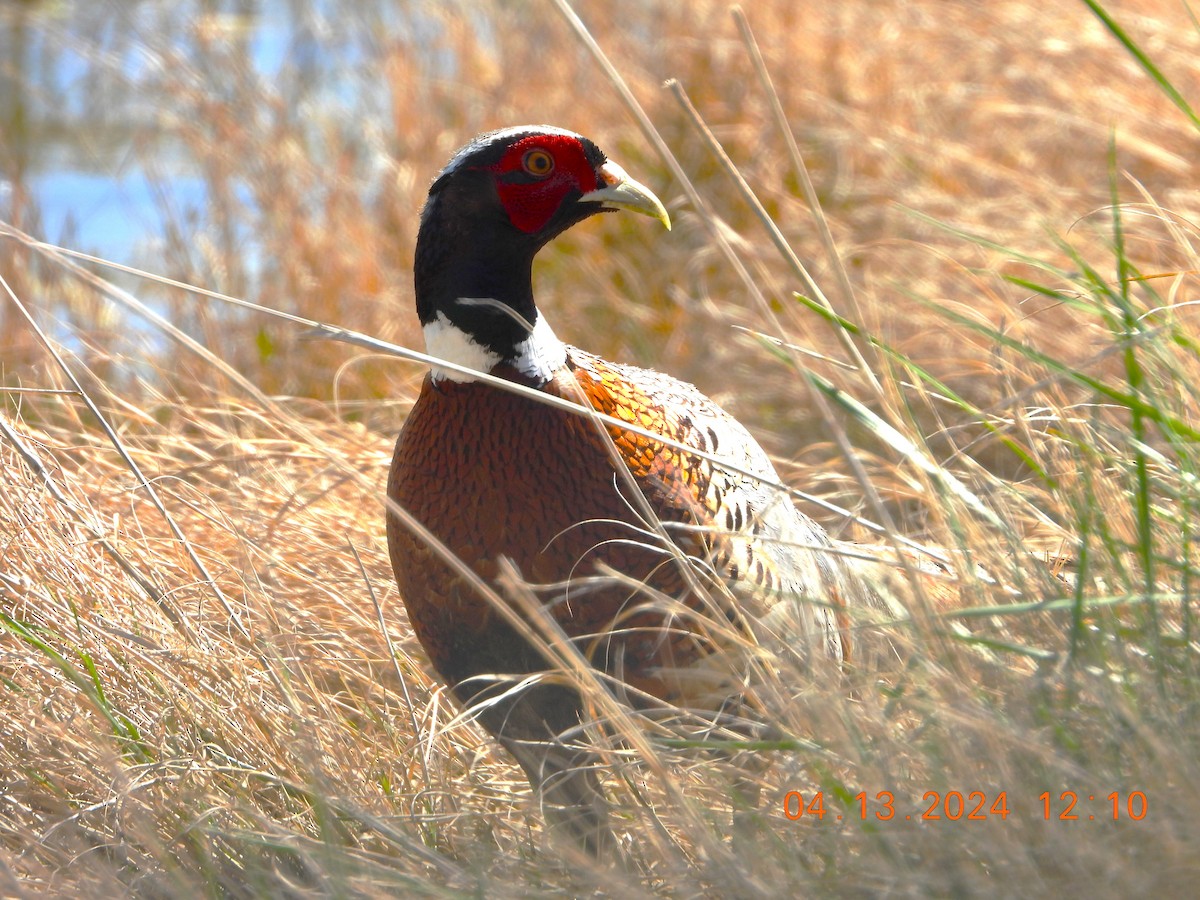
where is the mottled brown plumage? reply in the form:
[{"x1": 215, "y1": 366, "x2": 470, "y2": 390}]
[{"x1": 389, "y1": 348, "x2": 849, "y2": 704}]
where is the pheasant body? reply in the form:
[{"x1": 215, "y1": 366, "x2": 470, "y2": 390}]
[{"x1": 387, "y1": 126, "x2": 873, "y2": 851}]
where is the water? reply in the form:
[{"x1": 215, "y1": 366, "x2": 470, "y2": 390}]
[{"x1": 2, "y1": 0, "x2": 407, "y2": 265}]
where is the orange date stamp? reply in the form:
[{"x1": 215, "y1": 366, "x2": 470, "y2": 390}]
[{"x1": 781, "y1": 790, "x2": 1148, "y2": 822}]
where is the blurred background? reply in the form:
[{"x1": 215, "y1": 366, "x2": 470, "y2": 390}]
[
  {"x1": 4, "y1": 1, "x2": 1196, "y2": 436},
  {"x1": 3, "y1": 2, "x2": 1199, "y2": 894}
]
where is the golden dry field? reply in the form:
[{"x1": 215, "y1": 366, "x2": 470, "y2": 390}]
[{"x1": 2, "y1": 0, "x2": 1199, "y2": 895}]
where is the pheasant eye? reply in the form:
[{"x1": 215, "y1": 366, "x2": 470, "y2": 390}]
[{"x1": 522, "y1": 149, "x2": 554, "y2": 177}]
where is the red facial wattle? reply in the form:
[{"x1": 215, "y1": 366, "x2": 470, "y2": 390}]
[{"x1": 488, "y1": 134, "x2": 600, "y2": 234}]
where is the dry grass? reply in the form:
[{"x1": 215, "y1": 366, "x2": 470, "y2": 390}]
[{"x1": 3, "y1": 0, "x2": 1200, "y2": 895}]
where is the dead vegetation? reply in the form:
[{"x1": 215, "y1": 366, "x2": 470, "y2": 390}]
[{"x1": 2, "y1": 0, "x2": 1200, "y2": 895}]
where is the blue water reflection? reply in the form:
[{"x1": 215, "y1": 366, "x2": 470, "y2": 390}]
[
  {"x1": 27, "y1": 170, "x2": 210, "y2": 261},
  {"x1": 6, "y1": 0, "x2": 405, "y2": 265}
]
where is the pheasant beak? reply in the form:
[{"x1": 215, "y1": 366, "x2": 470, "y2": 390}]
[{"x1": 580, "y1": 161, "x2": 671, "y2": 231}]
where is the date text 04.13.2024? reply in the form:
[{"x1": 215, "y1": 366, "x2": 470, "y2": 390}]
[{"x1": 781, "y1": 791, "x2": 1148, "y2": 822}]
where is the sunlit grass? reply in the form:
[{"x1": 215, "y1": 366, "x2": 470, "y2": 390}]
[{"x1": 2, "y1": 0, "x2": 1200, "y2": 895}]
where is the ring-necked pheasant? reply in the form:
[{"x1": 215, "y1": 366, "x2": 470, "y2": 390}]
[{"x1": 386, "y1": 125, "x2": 883, "y2": 853}]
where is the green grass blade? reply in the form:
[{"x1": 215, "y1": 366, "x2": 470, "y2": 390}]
[
  {"x1": 805, "y1": 371, "x2": 1008, "y2": 531},
  {"x1": 791, "y1": 293, "x2": 1052, "y2": 480},
  {"x1": 1081, "y1": 0, "x2": 1200, "y2": 133}
]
